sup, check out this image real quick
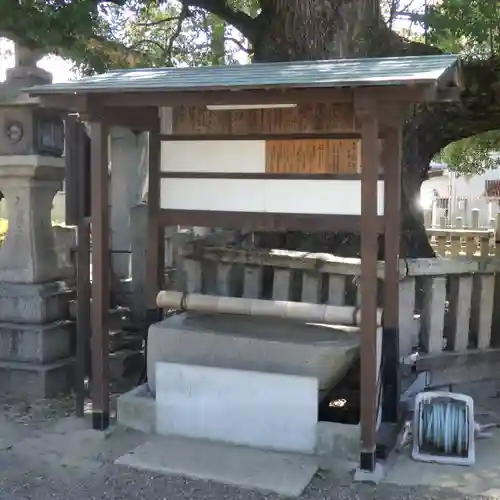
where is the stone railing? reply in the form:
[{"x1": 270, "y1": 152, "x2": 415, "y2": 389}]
[
  {"x1": 179, "y1": 246, "x2": 500, "y2": 369},
  {"x1": 426, "y1": 213, "x2": 500, "y2": 258}
]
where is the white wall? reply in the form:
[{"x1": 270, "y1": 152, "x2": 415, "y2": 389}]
[
  {"x1": 160, "y1": 139, "x2": 384, "y2": 216},
  {"x1": 161, "y1": 140, "x2": 265, "y2": 173},
  {"x1": 161, "y1": 177, "x2": 385, "y2": 216},
  {"x1": 421, "y1": 167, "x2": 500, "y2": 227}
]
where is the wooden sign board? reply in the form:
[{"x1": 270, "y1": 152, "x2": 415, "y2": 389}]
[
  {"x1": 172, "y1": 103, "x2": 355, "y2": 136},
  {"x1": 265, "y1": 139, "x2": 360, "y2": 174}
]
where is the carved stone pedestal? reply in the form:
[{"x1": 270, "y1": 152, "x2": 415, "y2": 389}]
[
  {"x1": 0, "y1": 44, "x2": 75, "y2": 398},
  {"x1": 0, "y1": 156, "x2": 75, "y2": 398}
]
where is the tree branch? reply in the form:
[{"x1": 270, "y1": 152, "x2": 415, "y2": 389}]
[
  {"x1": 135, "y1": 16, "x2": 185, "y2": 27},
  {"x1": 181, "y1": 0, "x2": 257, "y2": 41},
  {"x1": 165, "y1": 6, "x2": 191, "y2": 65},
  {"x1": 420, "y1": 57, "x2": 500, "y2": 159},
  {"x1": 225, "y1": 36, "x2": 253, "y2": 54}
]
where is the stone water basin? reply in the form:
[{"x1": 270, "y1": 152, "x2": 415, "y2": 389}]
[{"x1": 147, "y1": 312, "x2": 360, "y2": 394}]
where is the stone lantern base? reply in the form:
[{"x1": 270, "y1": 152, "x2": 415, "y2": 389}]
[
  {"x1": 0, "y1": 281, "x2": 75, "y2": 397},
  {"x1": 0, "y1": 156, "x2": 75, "y2": 398}
]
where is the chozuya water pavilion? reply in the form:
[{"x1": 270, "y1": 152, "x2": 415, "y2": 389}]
[{"x1": 27, "y1": 54, "x2": 462, "y2": 478}]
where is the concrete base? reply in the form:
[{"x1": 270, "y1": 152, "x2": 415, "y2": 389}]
[
  {"x1": 0, "y1": 281, "x2": 73, "y2": 324},
  {"x1": 117, "y1": 384, "x2": 156, "y2": 433},
  {"x1": 0, "y1": 357, "x2": 75, "y2": 398},
  {"x1": 0, "y1": 280, "x2": 75, "y2": 399},
  {"x1": 0, "y1": 320, "x2": 74, "y2": 363},
  {"x1": 316, "y1": 421, "x2": 359, "y2": 462},
  {"x1": 117, "y1": 384, "x2": 360, "y2": 460},
  {"x1": 353, "y1": 462, "x2": 386, "y2": 484},
  {"x1": 115, "y1": 434, "x2": 318, "y2": 497},
  {"x1": 147, "y1": 313, "x2": 359, "y2": 393},
  {"x1": 156, "y1": 361, "x2": 318, "y2": 453}
]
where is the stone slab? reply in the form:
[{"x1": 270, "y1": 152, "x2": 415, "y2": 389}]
[
  {"x1": 116, "y1": 385, "x2": 362, "y2": 463},
  {"x1": 117, "y1": 384, "x2": 156, "y2": 433},
  {"x1": 0, "y1": 320, "x2": 74, "y2": 363},
  {"x1": 156, "y1": 361, "x2": 318, "y2": 454},
  {"x1": 0, "y1": 281, "x2": 74, "y2": 324},
  {"x1": 148, "y1": 313, "x2": 359, "y2": 393},
  {"x1": 115, "y1": 435, "x2": 318, "y2": 497},
  {"x1": 0, "y1": 357, "x2": 75, "y2": 398}
]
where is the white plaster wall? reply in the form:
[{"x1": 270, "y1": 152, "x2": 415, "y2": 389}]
[
  {"x1": 161, "y1": 140, "x2": 265, "y2": 173},
  {"x1": 161, "y1": 178, "x2": 385, "y2": 216},
  {"x1": 420, "y1": 176, "x2": 449, "y2": 207},
  {"x1": 421, "y1": 167, "x2": 500, "y2": 227}
]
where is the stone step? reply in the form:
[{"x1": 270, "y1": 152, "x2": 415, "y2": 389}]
[{"x1": 115, "y1": 434, "x2": 318, "y2": 497}]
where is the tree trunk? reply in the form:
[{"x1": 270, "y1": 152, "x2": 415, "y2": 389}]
[{"x1": 250, "y1": 0, "x2": 434, "y2": 258}]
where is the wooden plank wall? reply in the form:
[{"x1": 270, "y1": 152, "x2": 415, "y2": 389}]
[
  {"x1": 171, "y1": 105, "x2": 360, "y2": 174},
  {"x1": 172, "y1": 104, "x2": 355, "y2": 135},
  {"x1": 265, "y1": 139, "x2": 360, "y2": 174}
]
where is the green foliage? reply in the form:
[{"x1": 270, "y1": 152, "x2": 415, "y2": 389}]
[
  {"x1": 2, "y1": 0, "x2": 500, "y2": 179},
  {"x1": 425, "y1": 0, "x2": 500, "y2": 173},
  {"x1": 426, "y1": 0, "x2": 500, "y2": 57},
  {"x1": 122, "y1": 1, "x2": 253, "y2": 68},
  {"x1": 0, "y1": 0, "x2": 256, "y2": 72},
  {"x1": 436, "y1": 131, "x2": 500, "y2": 176}
]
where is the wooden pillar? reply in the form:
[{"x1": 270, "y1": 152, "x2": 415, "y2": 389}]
[
  {"x1": 356, "y1": 95, "x2": 380, "y2": 473},
  {"x1": 76, "y1": 219, "x2": 91, "y2": 416},
  {"x1": 65, "y1": 114, "x2": 91, "y2": 418},
  {"x1": 381, "y1": 125, "x2": 402, "y2": 423},
  {"x1": 146, "y1": 123, "x2": 164, "y2": 322},
  {"x1": 90, "y1": 121, "x2": 110, "y2": 430}
]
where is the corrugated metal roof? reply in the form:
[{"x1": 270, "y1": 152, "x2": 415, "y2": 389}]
[{"x1": 28, "y1": 54, "x2": 459, "y2": 95}]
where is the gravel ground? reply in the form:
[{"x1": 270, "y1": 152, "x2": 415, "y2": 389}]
[
  {"x1": 0, "y1": 393, "x2": 495, "y2": 500},
  {"x1": 0, "y1": 450, "x2": 491, "y2": 500}
]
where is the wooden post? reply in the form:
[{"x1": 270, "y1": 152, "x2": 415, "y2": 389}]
[
  {"x1": 495, "y1": 213, "x2": 500, "y2": 256},
  {"x1": 328, "y1": 275, "x2": 346, "y2": 305},
  {"x1": 448, "y1": 276, "x2": 473, "y2": 351},
  {"x1": 90, "y1": 121, "x2": 110, "y2": 430},
  {"x1": 66, "y1": 114, "x2": 91, "y2": 418},
  {"x1": 356, "y1": 95, "x2": 380, "y2": 473},
  {"x1": 398, "y1": 277, "x2": 416, "y2": 356},
  {"x1": 421, "y1": 277, "x2": 447, "y2": 353},
  {"x1": 146, "y1": 126, "x2": 164, "y2": 323},
  {"x1": 76, "y1": 218, "x2": 91, "y2": 414},
  {"x1": 381, "y1": 124, "x2": 402, "y2": 424}
]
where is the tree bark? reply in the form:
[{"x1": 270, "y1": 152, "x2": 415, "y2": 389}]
[
  {"x1": 247, "y1": 0, "x2": 436, "y2": 257},
  {"x1": 252, "y1": 0, "x2": 385, "y2": 61}
]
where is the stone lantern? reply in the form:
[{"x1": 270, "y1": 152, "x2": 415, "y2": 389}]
[{"x1": 0, "y1": 44, "x2": 74, "y2": 398}]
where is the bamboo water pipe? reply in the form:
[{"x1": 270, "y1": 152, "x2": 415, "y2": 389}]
[{"x1": 156, "y1": 291, "x2": 383, "y2": 327}]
